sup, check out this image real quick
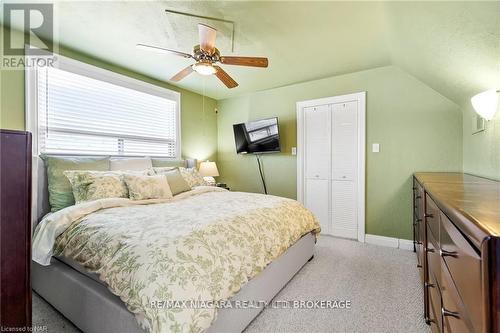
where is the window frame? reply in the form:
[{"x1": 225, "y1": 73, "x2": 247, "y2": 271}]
[{"x1": 25, "y1": 47, "x2": 181, "y2": 159}]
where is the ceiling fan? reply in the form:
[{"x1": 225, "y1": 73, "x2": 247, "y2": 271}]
[{"x1": 137, "y1": 23, "x2": 268, "y2": 89}]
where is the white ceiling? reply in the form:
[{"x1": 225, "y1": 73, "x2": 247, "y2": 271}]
[{"x1": 5, "y1": 1, "x2": 499, "y2": 104}]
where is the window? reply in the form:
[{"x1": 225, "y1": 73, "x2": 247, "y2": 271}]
[{"x1": 27, "y1": 54, "x2": 180, "y2": 157}]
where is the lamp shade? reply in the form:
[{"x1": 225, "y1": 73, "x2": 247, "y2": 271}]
[
  {"x1": 471, "y1": 89, "x2": 499, "y2": 121},
  {"x1": 199, "y1": 161, "x2": 219, "y2": 177}
]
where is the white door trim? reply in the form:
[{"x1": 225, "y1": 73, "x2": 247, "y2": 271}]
[{"x1": 296, "y1": 92, "x2": 366, "y2": 242}]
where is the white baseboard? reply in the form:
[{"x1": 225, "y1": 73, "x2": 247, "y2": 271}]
[
  {"x1": 398, "y1": 239, "x2": 414, "y2": 251},
  {"x1": 365, "y1": 234, "x2": 413, "y2": 251}
]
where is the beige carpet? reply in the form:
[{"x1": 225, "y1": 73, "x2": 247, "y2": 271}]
[{"x1": 33, "y1": 236, "x2": 430, "y2": 333}]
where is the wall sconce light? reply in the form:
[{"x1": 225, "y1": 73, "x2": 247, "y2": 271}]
[{"x1": 471, "y1": 89, "x2": 499, "y2": 121}]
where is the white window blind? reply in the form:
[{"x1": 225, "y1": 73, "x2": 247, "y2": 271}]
[{"x1": 36, "y1": 66, "x2": 179, "y2": 157}]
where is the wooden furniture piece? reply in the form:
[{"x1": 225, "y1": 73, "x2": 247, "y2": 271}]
[
  {"x1": 413, "y1": 172, "x2": 500, "y2": 333},
  {"x1": 0, "y1": 130, "x2": 32, "y2": 329}
]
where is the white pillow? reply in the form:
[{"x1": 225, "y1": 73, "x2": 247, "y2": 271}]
[{"x1": 110, "y1": 157, "x2": 152, "y2": 171}]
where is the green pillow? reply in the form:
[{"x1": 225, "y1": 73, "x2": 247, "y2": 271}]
[
  {"x1": 155, "y1": 168, "x2": 191, "y2": 195},
  {"x1": 151, "y1": 158, "x2": 186, "y2": 168},
  {"x1": 42, "y1": 155, "x2": 110, "y2": 212}
]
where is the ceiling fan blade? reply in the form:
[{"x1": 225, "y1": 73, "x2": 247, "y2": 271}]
[
  {"x1": 198, "y1": 24, "x2": 217, "y2": 55},
  {"x1": 170, "y1": 65, "x2": 194, "y2": 82},
  {"x1": 136, "y1": 43, "x2": 192, "y2": 58},
  {"x1": 213, "y1": 66, "x2": 238, "y2": 89},
  {"x1": 220, "y1": 56, "x2": 268, "y2": 68}
]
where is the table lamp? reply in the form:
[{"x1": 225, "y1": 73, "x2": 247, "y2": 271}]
[{"x1": 199, "y1": 161, "x2": 219, "y2": 186}]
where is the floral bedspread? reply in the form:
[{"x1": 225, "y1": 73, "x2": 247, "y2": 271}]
[{"x1": 35, "y1": 187, "x2": 320, "y2": 333}]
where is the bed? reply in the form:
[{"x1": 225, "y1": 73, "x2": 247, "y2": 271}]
[{"x1": 31, "y1": 157, "x2": 320, "y2": 333}]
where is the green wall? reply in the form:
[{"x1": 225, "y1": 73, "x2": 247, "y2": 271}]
[
  {"x1": 463, "y1": 103, "x2": 500, "y2": 180},
  {"x1": 217, "y1": 66, "x2": 463, "y2": 240},
  {"x1": 1, "y1": 25, "x2": 469, "y2": 240},
  {"x1": 0, "y1": 26, "x2": 218, "y2": 162}
]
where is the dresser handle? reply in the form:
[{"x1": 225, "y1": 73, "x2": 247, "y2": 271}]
[
  {"x1": 425, "y1": 282, "x2": 435, "y2": 288},
  {"x1": 442, "y1": 308, "x2": 460, "y2": 319},
  {"x1": 415, "y1": 218, "x2": 422, "y2": 223},
  {"x1": 440, "y1": 249, "x2": 458, "y2": 258},
  {"x1": 426, "y1": 248, "x2": 435, "y2": 253},
  {"x1": 415, "y1": 195, "x2": 422, "y2": 199},
  {"x1": 427, "y1": 319, "x2": 436, "y2": 325},
  {"x1": 417, "y1": 264, "x2": 422, "y2": 268},
  {"x1": 424, "y1": 213, "x2": 434, "y2": 218}
]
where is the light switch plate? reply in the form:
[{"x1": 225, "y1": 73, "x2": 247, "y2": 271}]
[
  {"x1": 372, "y1": 143, "x2": 380, "y2": 153},
  {"x1": 291, "y1": 147, "x2": 297, "y2": 155}
]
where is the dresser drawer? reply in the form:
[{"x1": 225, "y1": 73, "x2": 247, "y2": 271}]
[
  {"x1": 426, "y1": 225, "x2": 440, "y2": 283},
  {"x1": 427, "y1": 271, "x2": 442, "y2": 333},
  {"x1": 414, "y1": 181, "x2": 424, "y2": 220},
  {"x1": 416, "y1": 242, "x2": 424, "y2": 281},
  {"x1": 425, "y1": 194, "x2": 440, "y2": 242},
  {"x1": 439, "y1": 212, "x2": 482, "y2": 332},
  {"x1": 441, "y1": 265, "x2": 474, "y2": 333}
]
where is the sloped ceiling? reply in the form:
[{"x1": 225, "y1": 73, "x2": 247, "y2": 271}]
[
  {"x1": 385, "y1": 1, "x2": 500, "y2": 107},
  {"x1": 4, "y1": 1, "x2": 499, "y2": 103}
]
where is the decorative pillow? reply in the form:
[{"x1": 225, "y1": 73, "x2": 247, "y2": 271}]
[
  {"x1": 179, "y1": 167, "x2": 207, "y2": 187},
  {"x1": 64, "y1": 170, "x2": 129, "y2": 203},
  {"x1": 151, "y1": 158, "x2": 186, "y2": 168},
  {"x1": 154, "y1": 168, "x2": 191, "y2": 195},
  {"x1": 123, "y1": 174, "x2": 173, "y2": 200},
  {"x1": 42, "y1": 155, "x2": 110, "y2": 212},
  {"x1": 110, "y1": 157, "x2": 153, "y2": 171}
]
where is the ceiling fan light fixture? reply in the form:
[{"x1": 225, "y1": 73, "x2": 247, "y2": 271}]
[
  {"x1": 139, "y1": 23, "x2": 267, "y2": 88},
  {"x1": 192, "y1": 62, "x2": 216, "y2": 76}
]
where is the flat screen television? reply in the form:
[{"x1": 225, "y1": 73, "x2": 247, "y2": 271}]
[{"x1": 233, "y1": 117, "x2": 281, "y2": 154}]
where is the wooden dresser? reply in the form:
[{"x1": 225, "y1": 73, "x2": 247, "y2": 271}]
[
  {"x1": 413, "y1": 172, "x2": 500, "y2": 333},
  {"x1": 0, "y1": 130, "x2": 32, "y2": 330}
]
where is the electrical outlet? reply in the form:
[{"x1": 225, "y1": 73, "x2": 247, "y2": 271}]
[
  {"x1": 291, "y1": 147, "x2": 297, "y2": 155},
  {"x1": 372, "y1": 143, "x2": 380, "y2": 153}
]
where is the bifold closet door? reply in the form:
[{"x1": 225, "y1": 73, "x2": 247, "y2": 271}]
[
  {"x1": 330, "y1": 101, "x2": 358, "y2": 239},
  {"x1": 304, "y1": 105, "x2": 330, "y2": 234}
]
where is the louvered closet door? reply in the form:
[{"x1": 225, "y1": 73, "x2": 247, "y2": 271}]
[
  {"x1": 331, "y1": 101, "x2": 358, "y2": 239},
  {"x1": 304, "y1": 105, "x2": 331, "y2": 234}
]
